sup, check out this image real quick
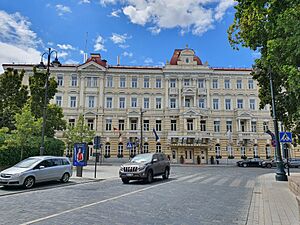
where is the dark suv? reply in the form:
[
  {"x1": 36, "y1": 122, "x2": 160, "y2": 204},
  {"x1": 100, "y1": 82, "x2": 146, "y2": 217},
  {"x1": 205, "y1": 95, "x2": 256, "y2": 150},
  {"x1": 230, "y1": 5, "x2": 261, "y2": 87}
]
[{"x1": 119, "y1": 153, "x2": 170, "y2": 184}]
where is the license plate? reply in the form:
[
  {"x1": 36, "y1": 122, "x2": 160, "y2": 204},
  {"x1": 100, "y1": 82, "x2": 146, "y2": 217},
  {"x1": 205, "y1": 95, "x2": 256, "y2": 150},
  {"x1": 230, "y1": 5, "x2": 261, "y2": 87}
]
[{"x1": 126, "y1": 173, "x2": 133, "y2": 177}]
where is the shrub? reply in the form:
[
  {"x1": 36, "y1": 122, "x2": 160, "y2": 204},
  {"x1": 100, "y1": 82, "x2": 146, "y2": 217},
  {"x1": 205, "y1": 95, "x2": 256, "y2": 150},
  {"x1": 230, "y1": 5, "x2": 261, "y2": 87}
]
[{"x1": 228, "y1": 155, "x2": 235, "y2": 159}]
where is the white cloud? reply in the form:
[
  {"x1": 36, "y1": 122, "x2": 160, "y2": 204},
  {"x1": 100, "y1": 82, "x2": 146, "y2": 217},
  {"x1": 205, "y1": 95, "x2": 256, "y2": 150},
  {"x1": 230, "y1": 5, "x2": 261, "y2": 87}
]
[
  {"x1": 79, "y1": 0, "x2": 91, "y2": 4},
  {"x1": 57, "y1": 51, "x2": 68, "y2": 59},
  {"x1": 144, "y1": 57, "x2": 153, "y2": 64},
  {"x1": 94, "y1": 35, "x2": 107, "y2": 52},
  {"x1": 100, "y1": 0, "x2": 235, "y2": 36},
  {"x1": 110, "y1": 9, "x2": 121, "y2": 17},
  {"x1": 110, "y1": 33, "x2": 130, "y2": 44},
  {"x1": 64, "y1": 59, "x2": 79, "y2": 64},
  {"x1": 122, "y1": 51, "x2": 133, "y2": 57},
  {"x1": 56, "y1": 4, "x2": 72, "y2": 16},
  {"x1": 119, "y1": 44, "x2": 129, "y2": 49},
  {"x1": 0, "y1": 10, "x2": 42, "y2": 72},
  {"x1": 57, "y1": 44, "x2": 75, "y2": 50}
]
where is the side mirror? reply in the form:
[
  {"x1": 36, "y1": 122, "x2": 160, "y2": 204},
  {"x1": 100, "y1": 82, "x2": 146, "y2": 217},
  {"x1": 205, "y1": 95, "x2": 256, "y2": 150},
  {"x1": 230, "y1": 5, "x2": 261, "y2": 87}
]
[
  {"x1": 152, "y1": 158, "x2": 158, "y2": 163},
  {"x1": 39, "y1": 165, "x2": 45, "y2": 169}
]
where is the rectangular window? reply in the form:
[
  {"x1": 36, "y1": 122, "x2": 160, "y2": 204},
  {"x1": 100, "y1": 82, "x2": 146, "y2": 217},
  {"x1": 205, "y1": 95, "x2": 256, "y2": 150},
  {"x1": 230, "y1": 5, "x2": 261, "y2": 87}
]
[
  {"x1": 70, "y1": 96, "x2": 77, "y2": 108},
  {"x1": 119, "y1": 120, "x2": 125, "y2": 131},
  {"x1": 237, "y1": 80, "x2": 242, "y2": 89},
  {"x1": 131, "y1": 77, "x2": 138, "y2": 88},
  {"x1": 156, "y1": 120, "x2": 162, "y2": 131},
  {"x1": 263, "y1": 122, "x2": 269, "y2": 132},
  {"x1": 119, "y1": 97, "x2": 125, "y2": 109},
  {"x1": 170, "y1": 79, "x2": 176, "y2": 88},
  {"x1": 120, "y1": 77, "x2": 126, "y2": 88},
  {"x1": 250, "y1": 99, "x2": 256, "y2": 110},
  {"x1": 237, "y1": 99, "x2": 243, "y2": 109},
  {"x1": 87, "y1": 119, "x2": 94, "y2": 130},
  {"x1": 212, "y1": 79, "x2": 218, "y2": 89},
  {"x1": 68, "y1": 119, "x2": 75, "y2": 127},
  {"x1": 184, "y1": 79, "x2": 190, "y2": 86},
  {"x1": 131, "y1": 97, "x2": 137, "y2": 108},
  {"x1": 87, "y1": 77, "x2": 98, "y2": 87},
  {"x1": 185, "y1": 98, "x2": 191, "y2": 107},
  {"x1": 144, "y1": 77, "x2": 150, "y2": 88},
  {"x1": 106, "y1": 119, "x2": 112, "y2": 131},
  {"x1": 225, "y1": 99, "x2": 231, "y2": 110},
  {"x1": 57, "y1": 75, "x2": 63, "y2": 86},
  {"x1": 170, "y1": 98, "x2": 176, "y2": 108},
  {"x1": 224, "y1": 79, "x2": 230, "y2": 89},
  {"x1": 106, "y1": 76, "x2": 113, "y2": 87},
  {"x1": 144, "y1": 98, "x2": 149, "y2": 109},
  {"x1": 71, "y1": 75, "x2": 77, "y2": 87},
  {"x1": 200, "y1": 120, "x2": 206, "y2": 131},
  {"x1": 106, "y1": 97, "x2": 112, "y2": 108},
  {"x1": 56, "y1": 96, "x2": 62, "y2": 106},
  {"x1": 213, "y1": 99, "x2": 219, "y2": 110},
  {"x1": 214, "y1": 121, "x2": 220, "y2": 132},
  {"x1": 248, "y1": 79, "x2": 254, "y2": 89},
  {"x1": 88, "y1": 96, "x2": 95, "y2": 108},
  {"x1": 226, "y1": 121, "x2": 232, "y2": 132},
  {"x1": 199, "y1": 98, "x2": 205, "y2": 108},
  {"x1": 156, "y1": 98, "x2": 161, "y2": 109},
  {"x1": 144, "y1": 120, "x2": 149, "y2": 131},
  {"x1": 118, "y1": 144, "x2": 123, "y2": 155},
  {"x1": 198, "y1": 79, "x2": 205, "y2": 88},
  {"x1": 156, "y1": 78, "x2": 161, "y2": 88},
  {"x1": 251, "y1": 121, "x2": 257, "y2": 132},
  {"x1": 130, "y1": 119, "x2": 137, "y2": 130},
  {"x1": 187, "y1": 119, "x2": 193, "y2": 131},
  {"x1": 171, "y1": 120, "x2": 177, "y2": 131}
]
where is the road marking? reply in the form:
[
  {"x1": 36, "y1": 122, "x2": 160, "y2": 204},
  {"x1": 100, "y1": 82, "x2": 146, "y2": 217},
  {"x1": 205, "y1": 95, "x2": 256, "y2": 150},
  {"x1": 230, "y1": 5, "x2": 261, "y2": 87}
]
[
  {"x1": 20, "y1": 175, "x2": 190, "y2": 225},
  {"x1": 199, "y1": 176, "x2": 219, "y2": 184},
  {"x1": 187, "y1": 176, "x2": 205, "y2": 183},
  {"x1": 229, "y1": 178, "x2": 242, "y2": 187},
  {"x1": 245, "y1": 180, "x2": 255, "y2": 188},
  {"x1": 213, "y1": 177, "x2": 229, "y2": 186},
  {"x1": 176, "y1": 174, "x2": 199, "y2": 181}
]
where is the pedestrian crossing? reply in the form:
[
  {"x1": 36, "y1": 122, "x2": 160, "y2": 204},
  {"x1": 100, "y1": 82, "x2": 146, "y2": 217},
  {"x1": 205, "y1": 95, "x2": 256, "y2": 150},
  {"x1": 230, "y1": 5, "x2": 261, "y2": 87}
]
[{"x1": 173, "y1": 173, "x2": 256, "y2": 188}]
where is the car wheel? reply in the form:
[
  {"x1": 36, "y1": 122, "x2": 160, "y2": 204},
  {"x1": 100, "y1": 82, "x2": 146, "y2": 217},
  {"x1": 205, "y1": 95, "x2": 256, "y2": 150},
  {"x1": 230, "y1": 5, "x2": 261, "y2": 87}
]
[
  {"x1": 162, "y1": 168, "x2": 169, "y2": 180},
  {"x1": 122, "y1": 178, "x2": 129, "y2": 184},
  {"x1": 147, "y1": 170, "x2": 153, "y2": 183},
  {"x1": 61, "y1": 173, "x2": 70, "y2": 183},
  {"x1": 243, "y1": 163, "x2": 247, "y2": 168},
  {"x1": 266, "y1": 164, "x2": 272, "y2": 168},
  {"x1": 23, "y1": 176, "x2": 35, "y2": 189}
]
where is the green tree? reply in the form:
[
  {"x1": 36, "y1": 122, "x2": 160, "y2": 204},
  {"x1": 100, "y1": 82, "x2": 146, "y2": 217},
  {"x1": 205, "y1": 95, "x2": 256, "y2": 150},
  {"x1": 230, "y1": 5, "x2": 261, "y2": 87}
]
[
  {"x1": 228, "y1": 0, "x2": 300, "y2": 131},
  {"x1": 29, "y1": 67, "x2": 66, "y2": 137},
  {"x1": 0, "y1": 68, "x2": 28, "y2": 130},
  {"x1": 7, "y1": 104, "x2": 42, "y2": 160},
  {"x1": 63, "y1": 114, "x2": 95, "y2": 152}
]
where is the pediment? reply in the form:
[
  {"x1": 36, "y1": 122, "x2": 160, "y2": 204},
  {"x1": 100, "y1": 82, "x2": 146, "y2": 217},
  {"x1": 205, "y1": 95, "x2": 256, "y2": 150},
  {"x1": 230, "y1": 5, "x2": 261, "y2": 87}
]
[
  {"x1": 84, "y1": 111, "x2": 97, "y2": 116},
  {"x1": 237, "y1": 111, "x2": 253, "y2": 118},
  {"x1": 183, "y1": 109, "x2": 198, "y2": 116},
  {"x1": 78, "y1": 61, "x2": 106, "y2": 71}
]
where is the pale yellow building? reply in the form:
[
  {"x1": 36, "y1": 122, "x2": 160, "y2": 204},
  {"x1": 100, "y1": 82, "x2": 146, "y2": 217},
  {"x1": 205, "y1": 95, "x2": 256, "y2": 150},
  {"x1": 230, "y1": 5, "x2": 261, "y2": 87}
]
[{"x1": 3, "y1": 47, "x2": 284, "y2": 164}]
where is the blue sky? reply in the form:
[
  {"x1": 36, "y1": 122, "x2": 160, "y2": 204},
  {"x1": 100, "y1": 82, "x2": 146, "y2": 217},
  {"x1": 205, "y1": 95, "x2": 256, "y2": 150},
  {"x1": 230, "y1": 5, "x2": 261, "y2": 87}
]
[{"x1": 0, "y1": 0, "x2": 258, "y2": 72}]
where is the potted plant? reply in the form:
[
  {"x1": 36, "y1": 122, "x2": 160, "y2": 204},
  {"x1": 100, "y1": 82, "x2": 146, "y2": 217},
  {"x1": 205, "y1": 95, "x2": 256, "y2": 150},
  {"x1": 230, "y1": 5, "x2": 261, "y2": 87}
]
[
  {"x1": 104, "y1": 154, "x2": 110, "y2": 158},
  {"x1": 228, "y1": 155, "x2": 235, "y2": 159},
  {"x1": 117, "y1": 153, "x2": 123, "y2": 158},
  {"x1": 241, "y1": 155, "x2": 247, "y2": 160}
]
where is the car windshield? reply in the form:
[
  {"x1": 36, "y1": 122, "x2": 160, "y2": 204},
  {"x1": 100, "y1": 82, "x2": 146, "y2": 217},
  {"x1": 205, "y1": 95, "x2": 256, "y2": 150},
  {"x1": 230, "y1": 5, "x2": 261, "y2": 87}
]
[
  {"x1": 131, "y1": 154, "x2": 153, "y2": 163},
  {"x1": 14, "y1": 158, "x2": 40, "y2": 168}
]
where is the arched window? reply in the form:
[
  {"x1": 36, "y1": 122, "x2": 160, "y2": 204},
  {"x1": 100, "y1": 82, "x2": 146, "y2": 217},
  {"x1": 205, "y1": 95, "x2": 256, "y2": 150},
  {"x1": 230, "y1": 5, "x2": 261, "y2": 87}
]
[
  {"x1": 253, "y1": 144, "x2": 259, "y2": 158},
  {"x1": 240, "y1": 145, "x2": 246, "y2": 158},
  {"x1": 266, "y1": 144, "x2": 271, "y2": 159},
  {"x1": 118, "y1": 142, "x2": 123, "y2": 157},
  {"x1": 227, "y1": 145, "x2": 233, "y2": 156},
  {"x1": 105, "y1": 143, "x2": 111, "y2": 158},
  {"x1": 143, "y1": 143, "x2": 149, "y2": 153},
  {"x1": 215, "y1": 144, "x2": 221, "y2": 158},
  {"x1": 156, "y1": 143, "x2": 161, "y2": 153}
]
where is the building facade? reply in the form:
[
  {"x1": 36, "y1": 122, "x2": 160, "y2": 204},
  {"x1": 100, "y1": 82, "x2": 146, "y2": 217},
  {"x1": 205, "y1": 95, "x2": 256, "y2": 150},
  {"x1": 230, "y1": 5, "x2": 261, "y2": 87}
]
[{"x1": 3, "y1": 47, "x2": 280, "y2": 164}]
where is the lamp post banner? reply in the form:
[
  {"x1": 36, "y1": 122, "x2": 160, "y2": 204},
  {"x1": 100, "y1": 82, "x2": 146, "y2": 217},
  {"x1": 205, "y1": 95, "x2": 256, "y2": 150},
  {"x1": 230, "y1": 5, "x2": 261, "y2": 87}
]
[{"x1": 73, "y1": 143, "x2": 88, "y2": 166}]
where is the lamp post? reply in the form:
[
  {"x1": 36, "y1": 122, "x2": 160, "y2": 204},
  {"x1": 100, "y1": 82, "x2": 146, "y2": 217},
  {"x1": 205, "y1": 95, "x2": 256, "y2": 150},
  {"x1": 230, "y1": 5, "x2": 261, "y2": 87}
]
[
  {"x1": 140, "y1": 107, "x2": 145, "y2": 154},
  {"x1": 269, "y1": 68, "x2": 288, "y2": 181},
  {"x1": 37, "y1": 48, "x2": 61, "y2": 156}
]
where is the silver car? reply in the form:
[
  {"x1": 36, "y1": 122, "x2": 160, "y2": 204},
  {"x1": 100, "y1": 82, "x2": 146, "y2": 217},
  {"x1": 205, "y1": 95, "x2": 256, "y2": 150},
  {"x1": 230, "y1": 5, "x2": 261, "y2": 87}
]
[{"x1": 0, "y1": 156, "x2": 72, "y2": 189}]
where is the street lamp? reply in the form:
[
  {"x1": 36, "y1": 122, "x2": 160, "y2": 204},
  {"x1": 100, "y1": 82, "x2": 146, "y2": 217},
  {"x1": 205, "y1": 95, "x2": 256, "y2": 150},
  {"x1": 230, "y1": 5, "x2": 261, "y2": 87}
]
[
  {"x1": 140, "y1": 107, "x2": 146, "y2": 154},
  {"x1": 37, "y1": 48, "x2": 61, "y2": 156},
  {"x1": 268, "y1": 68, "x2": 288, "y2": 181}
]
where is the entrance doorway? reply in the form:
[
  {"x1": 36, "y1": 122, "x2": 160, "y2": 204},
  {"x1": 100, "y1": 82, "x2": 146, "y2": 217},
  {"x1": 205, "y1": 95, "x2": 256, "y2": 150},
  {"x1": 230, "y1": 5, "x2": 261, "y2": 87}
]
[
  {"x1": 185, "y1": 150, "x2": 194, "y2": 163},
  {"x1": 200, "y1": 150, "x2": 207, "y2": 164}
]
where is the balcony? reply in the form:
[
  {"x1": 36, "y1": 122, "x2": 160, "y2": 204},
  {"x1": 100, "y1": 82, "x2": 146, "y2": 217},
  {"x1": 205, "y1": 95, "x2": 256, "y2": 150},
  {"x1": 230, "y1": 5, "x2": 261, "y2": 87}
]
[{"x1": 182, "y1": 86, "x2": 196, "y2": 96}]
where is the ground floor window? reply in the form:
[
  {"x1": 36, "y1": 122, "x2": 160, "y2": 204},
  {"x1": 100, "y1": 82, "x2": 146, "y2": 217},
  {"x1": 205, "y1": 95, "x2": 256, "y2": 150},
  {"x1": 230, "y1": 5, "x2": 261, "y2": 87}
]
[
  {"x1": 253, "y1": 145, "x2": 259, "y2": 158},
  {"x1": 156, "y1": 143, "x2": 161, "y2": 153},
  {"x1": 215, "y1": 144, "x2": 221, "y2": 158},
  {"x1": 143, "y1": 143, "x2": 149, "y2": 153},
  {"x1": 105, "y1": 143, "x2": 111, "y2": 158},
  {"x1": 240, "y1": 146, "x2": 246, "y2": 158},
  {"x1": 118, "y1": 143, "x2": 123, "y2": 157},
  {"x1": 266, "y1": 145, "x2": 271, "y2": 159}
]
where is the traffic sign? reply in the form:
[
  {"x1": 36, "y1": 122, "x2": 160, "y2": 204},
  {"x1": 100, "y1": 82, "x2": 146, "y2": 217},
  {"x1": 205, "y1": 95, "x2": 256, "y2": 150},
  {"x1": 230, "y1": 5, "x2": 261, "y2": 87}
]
[
  {"x1": 279, "y1": 132, "x2": 292, "y2": 143},
  {"x1": 126, "y1": 142, "x2": 133, "y2": 149}
]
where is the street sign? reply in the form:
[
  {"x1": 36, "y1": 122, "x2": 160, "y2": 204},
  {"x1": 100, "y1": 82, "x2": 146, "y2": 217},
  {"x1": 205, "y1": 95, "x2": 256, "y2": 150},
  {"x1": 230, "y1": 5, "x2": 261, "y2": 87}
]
[
  {"x1": 126, "y1": 142, "x2": 133, "y2": 149},
  {"x1": 94, "y1": 136, "x2": 101, "y2": 149},
  {"x1": 279, "y1": 132, "x2": 292, "y2": 143}
]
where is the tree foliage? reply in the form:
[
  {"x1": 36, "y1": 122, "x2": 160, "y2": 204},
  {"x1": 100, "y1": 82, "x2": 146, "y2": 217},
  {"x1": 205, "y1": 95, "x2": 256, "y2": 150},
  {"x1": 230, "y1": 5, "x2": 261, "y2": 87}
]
[
  {"x1": 228, "y1": 0, "x2": 300, "y2": 132},
  {"x1": 0, "y1": 68, "x2": 28, "y2": 130},
  {"x1": 63, "y1": 114, "x2": 95, "y2": 151}
]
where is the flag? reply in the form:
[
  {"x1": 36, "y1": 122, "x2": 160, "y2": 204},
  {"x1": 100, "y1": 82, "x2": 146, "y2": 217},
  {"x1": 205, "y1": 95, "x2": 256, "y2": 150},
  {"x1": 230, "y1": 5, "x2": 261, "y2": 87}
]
[
  {"x1": 153, "y1": 128, "x2": 160, "y2": 142},
  {"x1": 113, "y1": 127, "x2": 122, "y2": 138},
  {"x1": 266, "y1": 130, "x2": 276, "y2": 147}
]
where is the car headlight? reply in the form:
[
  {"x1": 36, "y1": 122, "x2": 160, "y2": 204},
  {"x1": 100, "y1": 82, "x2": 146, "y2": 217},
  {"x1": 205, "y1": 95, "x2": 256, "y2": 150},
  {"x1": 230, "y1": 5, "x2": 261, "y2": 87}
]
[
  {"x1": 12, "y1": 173, "x2": 22, "y2": 178},
  {"x1": 139, "y1": 165, "x2": 146, "y2": 171},
  {"x1": 120, "y1": 165, "x2": 124, "y2": 172}
]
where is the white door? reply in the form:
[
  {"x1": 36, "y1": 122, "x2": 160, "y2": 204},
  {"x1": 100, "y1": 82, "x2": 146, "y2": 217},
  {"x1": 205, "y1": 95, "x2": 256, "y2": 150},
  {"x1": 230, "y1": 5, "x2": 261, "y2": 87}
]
[
  {"x1": 200, "y1": 150, "x2": 207, "y2": 164},
  {"x1": 185, "y1": 150, "x2": 194, "y2": 163}
]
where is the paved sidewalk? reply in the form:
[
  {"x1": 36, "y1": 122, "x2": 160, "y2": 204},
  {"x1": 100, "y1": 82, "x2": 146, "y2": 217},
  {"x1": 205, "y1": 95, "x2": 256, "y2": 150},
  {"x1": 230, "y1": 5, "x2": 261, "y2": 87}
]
[{"x1": 247, "y1": 173, "x2": 299, "y2": 225}]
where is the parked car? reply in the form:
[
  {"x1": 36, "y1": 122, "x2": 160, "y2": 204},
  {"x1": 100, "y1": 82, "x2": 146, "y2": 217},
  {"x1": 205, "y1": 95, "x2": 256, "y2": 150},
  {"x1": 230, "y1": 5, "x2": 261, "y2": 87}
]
[
  {"x1": 119, "y1": 153, "x2": 170, "y2": 184},
  {"x1": 236, "y1": 158, "x2": 263, "y2": 167},
  {"x1": 285, "y1": 158, "x2": 300, "y2": 168},
  {"x1": 0, "y1": 156, "x2": 72, "y2": 189},
  {"x1": 261, "y1": 159, "x2": 277, "y2": 168}
]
